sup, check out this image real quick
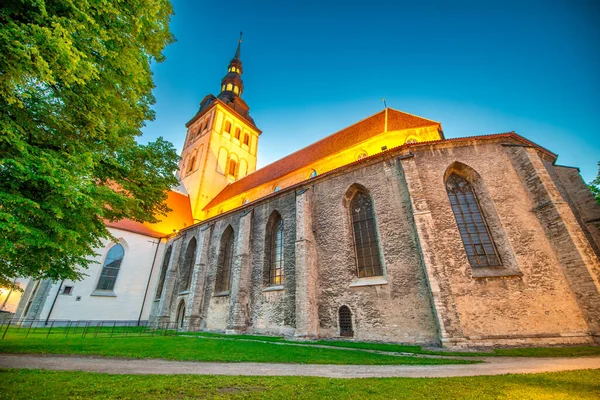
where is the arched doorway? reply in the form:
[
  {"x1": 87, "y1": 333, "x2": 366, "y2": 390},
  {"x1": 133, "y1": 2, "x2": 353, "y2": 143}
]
[
  {"x1": 339, "y1": 305, "x2": 353, "y2": 337},
  {"x1": 176, "y1": 300, "x2": 186, "y2": 329}
]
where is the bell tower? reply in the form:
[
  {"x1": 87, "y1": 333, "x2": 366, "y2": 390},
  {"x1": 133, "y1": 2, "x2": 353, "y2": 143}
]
[{"x1": 179, "y1": 33, "x2": 261, "y2": 220}]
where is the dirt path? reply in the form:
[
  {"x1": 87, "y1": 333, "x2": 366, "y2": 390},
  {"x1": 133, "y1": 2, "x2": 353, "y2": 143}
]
[{"x1": 1, "y1": 354, "x2": 600, "y2": 378}]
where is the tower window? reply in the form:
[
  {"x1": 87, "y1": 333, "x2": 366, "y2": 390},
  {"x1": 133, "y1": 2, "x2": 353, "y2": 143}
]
[
  {"x1": 226, "y1": 83, "x2": 233, "y2": 91},
  {"x1": 224, "y1": 121, "x2": 231, "y2": 134},
  {"x1": 243, "y1": 134, "x2": 250, "y2": 146},
  {"x1": 234, "y1": 127, "x2": 241, "y2": 140},
  {"x1": 228, "y1": 159, "x2": 238, "y2": 177},
  {"x1": 187, "y1": 156, "x2": 196, "y2": 173},
  {"x1": 233, "y1": 86, "x2": 239, "y2": 95}
]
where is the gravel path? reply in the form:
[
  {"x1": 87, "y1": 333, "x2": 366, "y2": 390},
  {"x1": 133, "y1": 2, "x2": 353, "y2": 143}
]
[{"x1": 1, "y1": 354, "x2": 600, "y2": 378}]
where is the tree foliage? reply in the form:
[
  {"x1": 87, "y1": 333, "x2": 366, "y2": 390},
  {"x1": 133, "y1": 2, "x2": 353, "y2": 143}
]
[
  {"x1": 0, "y1": 0, "x2": 178, "y2": 287},
  {"x1": 590, "y1": 162, "x2": 600, "y2": 205}
]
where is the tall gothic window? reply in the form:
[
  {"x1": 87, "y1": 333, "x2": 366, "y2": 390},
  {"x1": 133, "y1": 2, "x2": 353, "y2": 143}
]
[
  {"x1": 97, "y1": 244, "x2": 124, "y2": 291},
  {"x1": 268, "y1": 216, "x2": 284, "y2": 286},
  {"x1": 350, "y1": 191, "x2": 383, "y2": 277},
  {"x1": 446, "y1": 173, "x2": 501, "y2": 267},
  {"x1": 155, "y1": 245, "x2": 172, "y2": 300},
  {"x1": 216, "y1": 227, "x2": 234, "y2": 293},
  {"x1": 180, "y1": 238, "x2": 197, "y2": 292}
]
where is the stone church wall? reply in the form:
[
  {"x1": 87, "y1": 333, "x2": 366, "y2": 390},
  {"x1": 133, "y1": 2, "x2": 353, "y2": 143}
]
[
  {"x1": 154, "y1": 136, "x2": 600, "y2": 347},
  {"x1": 310, "y1": 157, "x2": 440, "y2": 344},
  {"x1": 404, "y1": 139, "x2": 593, "y2": 346}
]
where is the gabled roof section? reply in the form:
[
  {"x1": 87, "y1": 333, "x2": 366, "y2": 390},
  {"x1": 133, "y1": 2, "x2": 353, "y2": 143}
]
[
  {"x1": 204, "y1": 108, "x2": 440, "y2": 210},
  {"x1": 106, "y1": 190, "x2": 194, "y2": 238}
]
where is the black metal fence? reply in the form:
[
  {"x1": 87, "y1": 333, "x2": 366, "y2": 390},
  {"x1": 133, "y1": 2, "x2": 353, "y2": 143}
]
[{"x1": 0, "y1": 319, "x2": 181, "y2": 339}]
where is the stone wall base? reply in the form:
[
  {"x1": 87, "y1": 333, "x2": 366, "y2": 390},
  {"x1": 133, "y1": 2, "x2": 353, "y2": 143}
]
[{"x1": 443, "y1": 333, "x2": 596, "y2": 348}]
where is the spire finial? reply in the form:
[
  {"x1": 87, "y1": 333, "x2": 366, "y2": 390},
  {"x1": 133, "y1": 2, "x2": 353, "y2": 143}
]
[{"x1": 233, "y1": 32, "x2": 242, "y2": 60}]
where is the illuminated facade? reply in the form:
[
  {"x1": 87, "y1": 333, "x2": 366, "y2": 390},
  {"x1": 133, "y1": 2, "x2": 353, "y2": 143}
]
[
  {"x1": 13, "y1": 38, "x2": 600, "y2": 347},
  {"x1": 151, "y1": 39, "x2": 600, "y2": 347}
]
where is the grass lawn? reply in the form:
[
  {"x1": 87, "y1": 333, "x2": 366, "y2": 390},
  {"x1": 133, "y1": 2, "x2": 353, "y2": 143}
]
[
  {"x1": 190, "y1": 331, "x2": 600, "y2": 358},
  {"x1": 1, "y1": 368, "x2": 599, "y2": 399},
  {"x1": 0, "y1": 335, "x2": 473, "y2": 365}
]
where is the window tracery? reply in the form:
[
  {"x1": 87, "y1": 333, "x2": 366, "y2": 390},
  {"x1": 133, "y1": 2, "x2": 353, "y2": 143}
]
[
  {"x1": 350, "y1": 191, "x2": 383, "y2": 278},
  {"x1": 446, "y1": 173, "x2": 501, "y2": 267}
]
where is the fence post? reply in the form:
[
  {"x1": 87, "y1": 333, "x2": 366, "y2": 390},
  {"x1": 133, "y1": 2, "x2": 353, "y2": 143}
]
[
  {"x1": 45, "y1": 320, "x2": 55, "y2": 339},
  {"x1": 2, "y1": 320, "x2": 11, "y2": 340},
  {"x1": 25, "y1": 320, "x2": 34, "y2": 339}
]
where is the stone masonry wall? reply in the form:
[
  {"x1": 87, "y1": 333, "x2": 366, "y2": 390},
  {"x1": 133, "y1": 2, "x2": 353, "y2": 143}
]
[
  {"x1": 310, "y1": 156, "x2": 440, "y2": 344},
  {"x1": 152, "y1": 136, "x2": 600, "y2": 346},
  {"x1": 407, "y1": 139, "x2": 591, "y2": 345}
]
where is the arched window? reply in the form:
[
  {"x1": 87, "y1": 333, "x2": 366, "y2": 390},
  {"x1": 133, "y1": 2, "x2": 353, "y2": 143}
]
[
  {"x1": 339, "y1": 305, "x2": 353, "y2": 337},
  {"x1": 350, "y1": 191, "x2": 383, "y2": 277},
  {"x1": 243, "y1": 133, "x2": 250, "y2": 146},
  {"x1": 224, "y1": 121, "x2": 232, "y2": 134},
  {"x1": 96, "y1": 244, "x2": 124, "y2": 291},
  {"x1": 215, "y1": 227, "x2": 234, "y2": 293},
  {"x1": 234, "y1": 127, "x2": 241, "y2": 140},
  {"x1": 309, "y1": 169, "x2": 317, "y2": 178},
  {"x1": 446, "y1": 173, "x2": 501, "y2": 267},
  {"x1": 180, "y1": 238, "x2": 197, "y2": 292},
  {"x1": 273, "y1": 185, "x2": 280, "y2": 192},
  {"x1": 187, "y1": 156, "x2": 196, "y2": 173},
  {"x1": 176, "y1": 300, "x2": 186, "y2": 329},
  {"x1": 226, "y1": 83, "x2": 233, "y2": 91},
  {"x1": 155, "y1": 245, "x2": 172, "y2": 300},
  {"x1": 268, "y1": 216, "x2": 284, "y2": 286},
  {"x1": 233, "y1": 86, "x2": 239, "y2": 95},
  {"x1": 228, "y1": 159, "x2": 237, "y2": 177}
]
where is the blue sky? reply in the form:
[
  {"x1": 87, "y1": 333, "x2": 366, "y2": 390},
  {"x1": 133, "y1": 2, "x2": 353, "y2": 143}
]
[{"x1": 142, "y1": 0, "x2": 600, "y2": 182}]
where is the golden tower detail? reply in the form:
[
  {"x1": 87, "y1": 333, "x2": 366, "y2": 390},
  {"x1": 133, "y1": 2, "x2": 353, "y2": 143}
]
[{"x1": 179, "y1": 34, "x2": 261, "y2": 220}]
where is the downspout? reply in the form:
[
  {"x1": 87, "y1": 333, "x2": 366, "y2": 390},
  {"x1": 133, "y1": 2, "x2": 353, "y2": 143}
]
[
  {"x1": 138, "y1": 237, "x2": 163, "y2": 325},
  {"x1": 45, "y1": 279, "x2": 64, "y2": 325}
]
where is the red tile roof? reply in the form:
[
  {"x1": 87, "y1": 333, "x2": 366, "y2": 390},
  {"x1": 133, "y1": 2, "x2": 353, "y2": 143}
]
[
  {"x1": 106, "y1": 190, "x2": 193, "y2": 238},
  {"x1": 204, "y1": 108, "x2": 440, "y2": 209}
]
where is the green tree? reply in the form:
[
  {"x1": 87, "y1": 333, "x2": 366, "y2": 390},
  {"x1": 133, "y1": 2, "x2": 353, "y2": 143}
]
[
  {"x1": 590, "y1": 162, "x2": 600, "y2": 205},
  {"x1": 0, "y1": 1, "x2": 178, "y2": 287}
]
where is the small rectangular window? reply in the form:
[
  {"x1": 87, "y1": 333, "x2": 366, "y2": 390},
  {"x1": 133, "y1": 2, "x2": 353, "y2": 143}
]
[{"x1": 63, "y1": 286, "x2": 73, "y2": 295}]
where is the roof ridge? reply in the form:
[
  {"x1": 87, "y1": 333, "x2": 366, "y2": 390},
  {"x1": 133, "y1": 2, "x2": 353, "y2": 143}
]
[
  {"x1": 386, "y1": 107, "x2": 441, "y2": 125},
  {"x1": 228, "y1": 109, "x2": 388, "y2": 178}
]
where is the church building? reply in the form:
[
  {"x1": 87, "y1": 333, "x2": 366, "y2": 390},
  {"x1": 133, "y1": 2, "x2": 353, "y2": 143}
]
[{"x1": 14, "y1": 38, "x2": 600, "y2": 348}]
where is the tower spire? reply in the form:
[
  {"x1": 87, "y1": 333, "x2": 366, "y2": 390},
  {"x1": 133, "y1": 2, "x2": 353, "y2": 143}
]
[
  {"x1": 219, "y1": 33, "x2": 244, "y2": 99},
  {"x1": 233, "y1": 31, "x2": 242, "y2": 60}
]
